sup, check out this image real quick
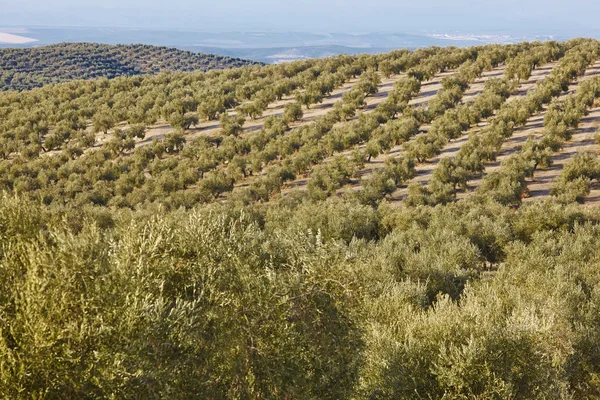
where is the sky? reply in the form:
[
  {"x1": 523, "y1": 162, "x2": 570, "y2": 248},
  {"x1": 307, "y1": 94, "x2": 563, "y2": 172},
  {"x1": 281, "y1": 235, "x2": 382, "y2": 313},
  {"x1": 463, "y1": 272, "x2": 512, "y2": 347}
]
[{"x1": 1, "y1": 0, "x2": 599, "y2": 35}]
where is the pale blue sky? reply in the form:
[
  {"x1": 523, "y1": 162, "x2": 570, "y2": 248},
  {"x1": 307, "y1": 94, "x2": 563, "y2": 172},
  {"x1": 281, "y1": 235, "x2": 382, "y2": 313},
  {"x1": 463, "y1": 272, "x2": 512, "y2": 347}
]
[{"x1": 2, "y1": 0, "x2": 599, "y2": 34}]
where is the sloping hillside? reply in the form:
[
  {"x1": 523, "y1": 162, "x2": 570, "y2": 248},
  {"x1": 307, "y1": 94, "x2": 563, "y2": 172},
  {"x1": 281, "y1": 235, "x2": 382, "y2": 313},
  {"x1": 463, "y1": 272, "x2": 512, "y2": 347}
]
[
  {"x1": 0, "y1": 42, "x2": 261, "y2": 91},
  {"x1": 2, "y1": 40, "x2": 600, "y2": 208},
  {"x1": 6, "y1": 41, "x2": 600, "y2": 398}
]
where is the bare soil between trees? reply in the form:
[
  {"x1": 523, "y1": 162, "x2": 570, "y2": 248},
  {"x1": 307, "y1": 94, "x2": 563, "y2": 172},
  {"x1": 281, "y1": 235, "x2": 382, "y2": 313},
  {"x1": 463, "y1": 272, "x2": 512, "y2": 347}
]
[
  {"x1": 360, "y1": 64, "x2": 512, "y2": 198},
  {"x1": 462, "y1": 60, "x2": 600, "y2": 203},
  {"x1": 130, "y1": 73, "x2": 405, "y2": 148},
  {"x1": 88, "y1": 58, "x2": 600, "y2": 206},
  {"x1": 386, "y1": 61, "x2": 560, "y2": 203}
]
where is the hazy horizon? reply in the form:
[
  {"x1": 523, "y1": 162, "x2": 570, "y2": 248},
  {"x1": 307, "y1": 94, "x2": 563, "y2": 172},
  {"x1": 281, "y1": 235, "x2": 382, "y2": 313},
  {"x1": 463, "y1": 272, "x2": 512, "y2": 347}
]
[
  {"x1": 3, "y1": 0, "x2": 600, "y2": 36},
  {"x1": 3, "y1": 0, "x2": 600, "y2": 63}
]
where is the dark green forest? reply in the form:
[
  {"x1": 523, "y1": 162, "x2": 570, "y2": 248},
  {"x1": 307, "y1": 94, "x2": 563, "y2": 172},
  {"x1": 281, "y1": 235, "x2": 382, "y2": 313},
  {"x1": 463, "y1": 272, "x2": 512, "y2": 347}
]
[
  {"x1": 2, "y1": 39, "x2": 600, "y2": 398},
  {"x1": 0, "y1": 43, "x2": 260, "y2": 91}
]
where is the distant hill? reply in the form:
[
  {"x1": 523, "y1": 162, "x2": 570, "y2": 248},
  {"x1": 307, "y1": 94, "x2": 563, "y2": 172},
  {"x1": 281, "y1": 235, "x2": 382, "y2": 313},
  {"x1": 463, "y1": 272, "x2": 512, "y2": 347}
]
[{"x1": 0, "y1": 42, "x2": 261, "y2": 91}]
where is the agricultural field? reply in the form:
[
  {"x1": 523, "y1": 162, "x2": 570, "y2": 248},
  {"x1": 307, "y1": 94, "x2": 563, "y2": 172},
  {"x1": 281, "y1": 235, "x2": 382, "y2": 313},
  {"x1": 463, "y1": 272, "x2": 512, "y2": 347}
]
[
  {"x1": 4, "y1": 39, "x2": 600, "y2": 398},
  {"x1": 0, "y1": 42, "x2": 260, "y2": 91}
]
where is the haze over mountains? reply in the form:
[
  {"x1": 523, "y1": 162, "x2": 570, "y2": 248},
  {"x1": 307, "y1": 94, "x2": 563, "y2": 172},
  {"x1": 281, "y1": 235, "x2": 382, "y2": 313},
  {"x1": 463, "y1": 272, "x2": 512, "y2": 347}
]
[
  {"x1": 3, "y1": 0, "x2": 599, "y2": 64},
  {"x1": 0, "y1": 26, "x2": 574, "y2": 63}
]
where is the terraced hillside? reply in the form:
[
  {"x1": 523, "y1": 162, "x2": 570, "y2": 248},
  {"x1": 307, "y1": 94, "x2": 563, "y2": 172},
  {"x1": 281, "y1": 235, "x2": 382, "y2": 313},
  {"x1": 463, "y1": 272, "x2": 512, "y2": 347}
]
[
  {"x1": 7, "y1": 40, "x2": 600, "y2": 398},
  {"x1": 0, "y1": 42, "x2": 260, "y2": 91}
]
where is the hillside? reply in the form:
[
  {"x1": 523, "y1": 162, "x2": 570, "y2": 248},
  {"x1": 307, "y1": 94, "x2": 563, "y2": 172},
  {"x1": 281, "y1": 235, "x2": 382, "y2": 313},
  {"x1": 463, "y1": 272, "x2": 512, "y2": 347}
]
[
  {"x1": 4, "y1": 40, "x2": 600, "y2": 398},
  {"x1": 2, "y1": 39, "x2": 599, "y2": 208},
  {"x1": 0, "y1": 42, "x2": 261, "y2": 91}
]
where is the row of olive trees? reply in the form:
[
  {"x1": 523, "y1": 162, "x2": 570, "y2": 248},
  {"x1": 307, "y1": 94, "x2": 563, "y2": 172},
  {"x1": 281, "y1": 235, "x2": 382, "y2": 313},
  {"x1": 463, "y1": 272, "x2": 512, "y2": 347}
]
[
  {"x1": 400, "y1": 40, "x2": 567, "y2": 164},
  {"x1": 0, "y1": 47, "x2": 445, "y2": 209},
  {"x1": 247, "y1": 47, "x2": 474, "y2": 203},
  {"x1": 288, "y1": 46, "x2": 491, "y2": 202},
  {"x1": 0, "y1": 49, "x2": 424, "y2": 162},
  {"x1": 1, "y1": 42, "x2": 595, "y2": 211},
  {"x1": 413, "y1": 39, "x2": 598, "y2": 205},
  {"x1": 293, "y1": 41, "x2": 568, "y2": 207},
  {"x1": 303, "y1": 43, "x2": 519, "y2": 204},
  {"x1": 477, "y1": 76, "x2": 600, "y2": 205},
  {"x1": 0, "y1": 42, "x2": 260, "y2": 91},
  {"x1": 0, "y1": 56, "x2": 329, "y2": 159}
]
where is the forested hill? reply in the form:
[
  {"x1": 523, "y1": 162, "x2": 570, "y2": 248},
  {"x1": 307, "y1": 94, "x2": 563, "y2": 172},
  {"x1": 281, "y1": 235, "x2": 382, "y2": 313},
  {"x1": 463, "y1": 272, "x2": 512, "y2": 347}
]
[{"x1": 0, "y1": 42, "x2": 261, "y2": 91}]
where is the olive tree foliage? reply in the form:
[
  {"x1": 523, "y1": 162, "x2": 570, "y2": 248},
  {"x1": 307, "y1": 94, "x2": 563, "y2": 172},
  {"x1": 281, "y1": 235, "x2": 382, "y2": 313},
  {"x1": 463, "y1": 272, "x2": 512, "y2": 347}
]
[
  {"x1": 403, "y1": 133, "x2": 446, "y2": 163},
  {"x1": 168, "y1": 112, "x2": 199, "y2": 129},
  {"x1": 237, "y1": 99, "x2": 266, "y2": 120},
  {"x1": 283, "y1": 101, "x2": 303, "y2": 123},
  {"x1": 9, "y1": 50, "x2": 600, "y2": 400},
  {"x1": 219, "y1": 113, "x2": 247, "y2": 137},
  {"x1": 307, "y1": 155, "x2": 358, "y2": 200},
  {"x1": 295, "y1": 88, "x2": 324, "y2": 109},
  {"x1": 3, "y1": 183, "x2": 600, "y2": 397},
  {"x1": 483, "y1": 72, "x2": 600, "y2": 206},
  {"x1": 359, "y1": 157, "x2": 415, "y2": 205},
  {"x1": 551, "y1": 151, "x2": 600, "y2": 203},
  {"x1": 92, "y1": 106, "x2": 116, "y2": 134},
  {"x1": 0, "y1": 196, "x2": 363, "y2": 398},
  {"x1": 424, "y1": 38, "x2": 599, "y2": 205}
]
